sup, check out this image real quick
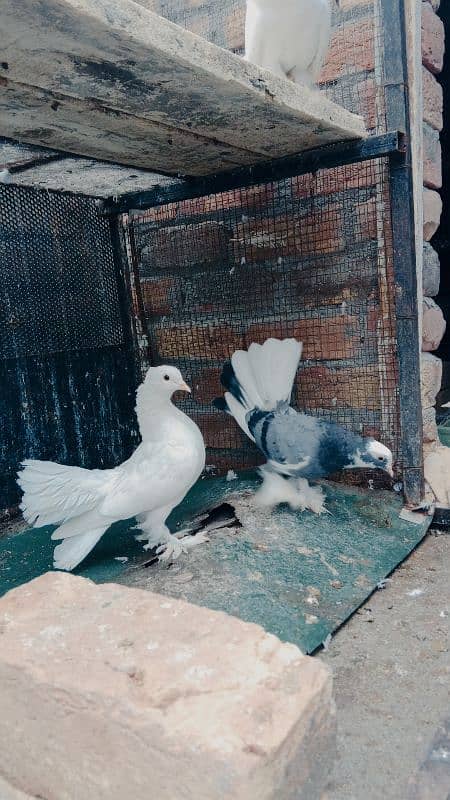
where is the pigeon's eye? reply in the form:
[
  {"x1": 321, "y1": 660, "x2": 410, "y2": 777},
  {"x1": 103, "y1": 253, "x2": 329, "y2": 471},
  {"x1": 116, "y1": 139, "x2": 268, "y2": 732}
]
[
  {"x1": 378, "y1": 456, "x2": 384, "y2": 462},
  {"x1": 164, "y1": 374, "x2": 170, "y2": 381}
]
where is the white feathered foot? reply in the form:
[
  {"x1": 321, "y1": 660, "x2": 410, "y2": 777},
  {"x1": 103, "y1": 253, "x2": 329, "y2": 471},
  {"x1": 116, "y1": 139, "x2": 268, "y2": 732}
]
[
  {"x1": 134, "y1": 510, "x2": 209, "y2": 563},
  {"x1": 254, "y1": 469, "x2": 328, "y2": 515}
]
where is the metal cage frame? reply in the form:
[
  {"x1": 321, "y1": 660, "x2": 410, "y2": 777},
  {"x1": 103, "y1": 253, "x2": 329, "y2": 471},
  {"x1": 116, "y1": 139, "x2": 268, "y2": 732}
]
[
  {"x1": 0, "y1": 0, "x2": 423, "y2": 512},
  {"x1": 97, "y1": 0, "x2": 423, "y2": 506}
]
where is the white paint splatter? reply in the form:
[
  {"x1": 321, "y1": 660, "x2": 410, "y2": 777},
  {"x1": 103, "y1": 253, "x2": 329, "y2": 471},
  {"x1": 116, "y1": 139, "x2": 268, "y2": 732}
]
[
  {"x1": 226, "y1": 470, "x2": 237, "y2": 482},
  {"x1": 407, "y1": 588, "x2": 424, "y2": 597}
]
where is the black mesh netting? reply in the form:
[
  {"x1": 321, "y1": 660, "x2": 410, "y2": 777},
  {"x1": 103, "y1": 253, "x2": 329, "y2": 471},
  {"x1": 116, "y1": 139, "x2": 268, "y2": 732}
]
[
  {"x1": 119, "y1": 0, "x2": 402, "y2": 480},
  {"x1": 123, "y1": 155, "x2": 400, "y2": 478},
  {"x1": 0, "y1": 184, "x2": 123, "y2": 360}
]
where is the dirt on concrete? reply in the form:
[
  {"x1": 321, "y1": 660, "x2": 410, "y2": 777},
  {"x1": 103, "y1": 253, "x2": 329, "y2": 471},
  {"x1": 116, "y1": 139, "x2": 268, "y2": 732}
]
[{"x1": 322, "y1": 531, "x2": 449, "y2": 800}]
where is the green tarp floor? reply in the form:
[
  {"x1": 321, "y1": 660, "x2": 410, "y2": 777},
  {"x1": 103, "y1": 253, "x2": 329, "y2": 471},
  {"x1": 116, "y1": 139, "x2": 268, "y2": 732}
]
[{"x1": 0, "y1": 472, "x2": 431, "y2": 653}]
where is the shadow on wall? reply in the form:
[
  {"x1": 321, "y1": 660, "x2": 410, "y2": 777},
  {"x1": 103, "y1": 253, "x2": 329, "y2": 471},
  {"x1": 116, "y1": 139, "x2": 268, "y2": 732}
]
[{"x1": 433, "y1": 3, "x2": 450, "y2": 408}]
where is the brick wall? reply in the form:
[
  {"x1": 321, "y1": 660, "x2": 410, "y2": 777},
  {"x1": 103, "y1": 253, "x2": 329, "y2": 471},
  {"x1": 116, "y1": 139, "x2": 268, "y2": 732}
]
[
  {"x1": 124, "y1": 0, "x2": 402, "y2": 477},
  {"x1": 421, "y1": 0, "x2": 446, "y2": 457}
]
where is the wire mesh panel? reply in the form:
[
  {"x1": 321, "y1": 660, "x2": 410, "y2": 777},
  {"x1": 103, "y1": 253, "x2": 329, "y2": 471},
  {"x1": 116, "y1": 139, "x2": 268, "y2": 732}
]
[
  {"x1": 0, "y1": 185, "x2": 123, "y2": 359},
  {"x1": 0, "y1": 186, "x2": 138, "y2": 514},
  {"x1": 122, "y1": 154, "x2": 400, "y2": 479},
  {"x1": 120, "y1": 0, "x2": 407, "y2": 482}
]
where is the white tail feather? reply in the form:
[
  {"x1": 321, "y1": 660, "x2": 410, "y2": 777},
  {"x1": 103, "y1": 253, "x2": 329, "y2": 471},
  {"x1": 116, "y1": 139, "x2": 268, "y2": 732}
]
[
  {"x1": 224, "y1": 392, "x2": 255, "y2": 442},
  {"x1": 226, "y1": 338, "x2": 302, "y2": 436},
  {"x1": 53, "y1": 527, "x2": 107, "y2": 571},
  {"x1": 17, "y1": 459, "x2": 104, "y2": 527},
  {"x1": 231, "y1": 338, "x2": 302, "y2": 413}
]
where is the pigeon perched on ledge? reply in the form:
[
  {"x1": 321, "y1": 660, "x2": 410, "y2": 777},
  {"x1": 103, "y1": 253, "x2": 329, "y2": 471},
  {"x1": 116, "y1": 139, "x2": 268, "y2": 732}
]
[
  {"x1": 17, "y1": 366, "x2": 206, "y2": 571},
  {"x1": 245, "y1": 0, "x2": 337, "y2": 87},
  {"x1": 214, "y1": 338, "x2": 393, "y2": 511}
]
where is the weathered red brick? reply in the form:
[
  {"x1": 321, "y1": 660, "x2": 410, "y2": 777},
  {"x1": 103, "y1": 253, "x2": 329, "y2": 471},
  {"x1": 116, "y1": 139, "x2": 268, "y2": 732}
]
[
  {"x1": 156, "y1": 323, "x2": 244, "y2": 360},
  {"x1": 422, "y1": 2, "x2": 445, "y2": 74},
  {"x1": 296, "y1": 365, "x2": 380, "y2": 411},
  {"x1": 133, "y1": 203, "x2": 178, "y2": 225},
  {"x1": 224, "y1": 5, "x2": 245, "y2": 51},
  {"x1": 140, "y1": 221, "x2": 232, "y2": 271},
  {"x1": 230, "y1": 205, "x2": 345, "y2": 265},
  {"x1": 423, "y1": 123, "x2": 442, "y2": 190},
  {"x1": 180, "y1": 184, "x2": 275, "y2": 217},
  {"x1": 293, "y1": 160, "x2": 378, "y2": 200},
  {"x1": 206, "y1": 450, "x2": 263, "y2": 476},
  {"x1": 246, "y1": 316, "x2": 360, "y2": 361},
  {"x1": 422, "y1": 66, "x2": 443, "y2": 131},
  {"x1": 355, "y1": 196, "x2": 377, "y2": 242},
  {"x1": 362, "y1": 425, "x2": 381, "y2": 440},
  {"x1": 358, "y1": 76, "x2": 378, "y2": 130},
  {"x1": 320, "y1": 18, "x2": 375, "y2": 83},
  {"x1": 199, "y1": 413, "x2": 245, "y2": 449},
  {"x1": 191, "y1": 366, "x2": 224, "y2": 405},
  {"x1": 141, "y1": 277, "x2": 175, "y2": 316}
]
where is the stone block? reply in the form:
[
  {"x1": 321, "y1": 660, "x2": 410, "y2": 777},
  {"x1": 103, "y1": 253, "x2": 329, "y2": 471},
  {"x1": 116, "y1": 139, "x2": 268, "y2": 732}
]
[
  {"x1": 421, "y1": 352, "x2": 442, "y2": 408},
  {"x1": 423, "y1": 188, "x2": 442, "y2": 241},
  {"x1": 422, "y1": 296, "x2": 446, "y2": 352},
  {"x1": 422, "y1": 242, "x2": 440, "y2": 297},
  {"x1": 422, "y1": 66, "x2": 443, "y2": 130},
  {"x1": 0, "y1": 776, "x2": 33, "y2": 800},
  {"x1": 0, "y1": 573, "x2": 336, "y2": 800},
  {"x1": 422, "y1": 406, "x2": 439, "y2": 458},
  {"x1": 422, "y1": 2, "x2": 445, "y2": 74},
  {"x1": 423, "y1": 123, "x2": 442, "y2": 190},
  {"x1": 425, "y1": 446, "x2": 450, "y2": 505}
]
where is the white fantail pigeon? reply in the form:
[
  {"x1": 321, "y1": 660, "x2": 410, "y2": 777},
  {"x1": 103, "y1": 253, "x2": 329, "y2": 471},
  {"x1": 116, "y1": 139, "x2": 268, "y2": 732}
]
[
  {"x1": 17, "y1": 366, "x2": 206, "y2": 571},
  {"x1": 245, "y1": 0, "x2": 337, "y2": 87},
  {"x1": 214, "y1": 338, "x2": 393, "y2": 511}
]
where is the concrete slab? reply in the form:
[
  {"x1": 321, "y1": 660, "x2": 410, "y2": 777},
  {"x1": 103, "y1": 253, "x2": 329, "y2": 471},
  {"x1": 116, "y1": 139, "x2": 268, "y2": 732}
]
[{"x1": 0, "y1": 0, "x2": 365, "y2": 176}]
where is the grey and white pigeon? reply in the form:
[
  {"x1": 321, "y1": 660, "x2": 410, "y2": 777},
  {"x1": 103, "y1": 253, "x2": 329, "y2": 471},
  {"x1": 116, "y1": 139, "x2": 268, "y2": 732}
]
[
  {"x1": 245, "y1": 0, "x2": 337, "y2": 87},
  {"x1": 17, "y1": 366, "x2": 206, "y2": 571},
  {"x1": 214, "y1": 338, "x2": 393, "y2": 511}
]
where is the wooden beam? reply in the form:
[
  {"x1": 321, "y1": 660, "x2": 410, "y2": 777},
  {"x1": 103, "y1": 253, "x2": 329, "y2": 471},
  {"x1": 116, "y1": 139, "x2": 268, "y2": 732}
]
[
  {"x1": 0, "y1": 0, "x2": 366, "y2": 177},
  {"x1": 99, "y1": 132, "x2": 403, "y2": 214}
]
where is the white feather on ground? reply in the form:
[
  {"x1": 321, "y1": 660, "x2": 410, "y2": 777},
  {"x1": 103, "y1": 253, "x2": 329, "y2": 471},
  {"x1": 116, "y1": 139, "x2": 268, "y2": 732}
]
[{"x1": 17, "y1": 366, "x2": 206, "y2": 571}]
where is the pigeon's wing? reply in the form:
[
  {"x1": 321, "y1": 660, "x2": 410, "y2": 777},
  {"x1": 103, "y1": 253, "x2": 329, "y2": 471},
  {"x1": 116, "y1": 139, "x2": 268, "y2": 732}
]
[
  {"x1": 99, "y1": 441, "x2": 198, "y2": 521},
  {"x1": 250, "y1": 408, "x2": 322, "y2": 473}
]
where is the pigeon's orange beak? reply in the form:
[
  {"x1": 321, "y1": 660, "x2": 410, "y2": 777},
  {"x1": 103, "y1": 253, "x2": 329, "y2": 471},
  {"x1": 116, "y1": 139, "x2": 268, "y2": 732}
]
[{"x1": 179, "y1": 381, "x2": 191, "y2": 393}]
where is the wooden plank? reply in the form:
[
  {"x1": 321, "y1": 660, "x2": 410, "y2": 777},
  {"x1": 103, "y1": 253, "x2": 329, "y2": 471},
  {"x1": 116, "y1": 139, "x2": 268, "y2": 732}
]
[
  {"x1": 0, "y1": 0, "x2": 366, "y2": 177},
  {"x1": 0, "y1": 137, "x2": 179, "y2": 197},
  {"x1": 100, "y1": 133, "x2": 402, "y2": 214}
]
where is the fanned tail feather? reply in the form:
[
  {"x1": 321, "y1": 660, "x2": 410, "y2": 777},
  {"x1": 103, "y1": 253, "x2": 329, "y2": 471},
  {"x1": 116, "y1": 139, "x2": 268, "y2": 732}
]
[
  {"x1": 17, "y1": 459, "x2": 105, "y2": 527},
  {"x1": 53, "y1": 526, "x2": 108, "y2": 572},
  {"x1": 213, "y1": 338, "x2": 302, "y2": 440}
]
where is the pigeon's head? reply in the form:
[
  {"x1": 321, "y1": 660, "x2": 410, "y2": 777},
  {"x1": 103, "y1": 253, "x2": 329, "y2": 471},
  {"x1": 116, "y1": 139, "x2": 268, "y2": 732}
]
[
  {"x1": 345, "y1": 438, "x2": 394, "y2": 478},
  {"x1": 143, "y1": 365, "x2": 191, "y2": 398}
]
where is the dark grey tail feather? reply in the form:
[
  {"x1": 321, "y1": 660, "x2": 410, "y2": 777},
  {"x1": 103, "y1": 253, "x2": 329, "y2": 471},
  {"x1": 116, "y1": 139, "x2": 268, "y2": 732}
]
[
  {"x1": 219, "y1": 361, "x2": 245, "y2": 404},
  {"x1": 212, "y1": 396, "x2": 229, "y2": 413}
]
